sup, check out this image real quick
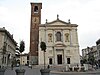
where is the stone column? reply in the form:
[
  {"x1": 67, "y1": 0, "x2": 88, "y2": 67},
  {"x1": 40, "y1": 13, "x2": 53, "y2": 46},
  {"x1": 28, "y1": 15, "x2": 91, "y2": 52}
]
[
  {"x1": 69, "y1": 30, "x2": 72, "y2": 46},
  {"x1": 64, "y1": 49, "x2": 66, "y2": 64},
  {"x1": 54, "y1": 49, "x2": 57, "y2": 65}
]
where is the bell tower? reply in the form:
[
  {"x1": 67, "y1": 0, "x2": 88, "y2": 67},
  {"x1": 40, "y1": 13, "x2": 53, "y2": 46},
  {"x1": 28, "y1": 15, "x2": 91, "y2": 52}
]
[{"x1": 30, "y1": 3, "x2": 42, "y2": 65}]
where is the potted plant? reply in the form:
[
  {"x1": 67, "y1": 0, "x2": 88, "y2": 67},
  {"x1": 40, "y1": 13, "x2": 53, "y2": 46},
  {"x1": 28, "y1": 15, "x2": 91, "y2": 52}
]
[
  {"x1": 40, "y1": 41, "x2": 50, "y2": 75},
  {"x1": 0, "y1": 66, "x2": 5, "y2": 75},
  {"x1": 15, "y1": 40, "x2": 25, "y2": 75}
]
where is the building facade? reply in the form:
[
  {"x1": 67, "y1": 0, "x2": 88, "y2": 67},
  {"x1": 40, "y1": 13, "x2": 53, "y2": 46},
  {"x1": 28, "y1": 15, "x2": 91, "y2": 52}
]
[
  {"x1": 30, "y1": 2, "x2": 80, "y2": 65},
  {"x1": 29, "y1": 3, "x2": 42, "y2": 65},
  {"x1": 96, "y1": 39, "x2": 100, "y2": 66},
  {"x1": 16, "y1": 53, "x2": 29, "y2": 65},
  {"x1": 82, "y1": 46, "x2": 97, "y2": 63},
  {"x1": 0, "y1": 27, "x2": 17, "y2": 67},
  {"x1": 39, "y1": 17, "x2": 80, "y2": 65}
]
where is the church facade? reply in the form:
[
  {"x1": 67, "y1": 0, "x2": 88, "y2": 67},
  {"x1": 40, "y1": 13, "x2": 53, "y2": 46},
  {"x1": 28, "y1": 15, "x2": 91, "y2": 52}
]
[
  {"x1": 29, "y1": 2, "x2": 80, "y2": 65},
  {"x1": 39, "y1": 17, "x2": 80, "y2": 65}
]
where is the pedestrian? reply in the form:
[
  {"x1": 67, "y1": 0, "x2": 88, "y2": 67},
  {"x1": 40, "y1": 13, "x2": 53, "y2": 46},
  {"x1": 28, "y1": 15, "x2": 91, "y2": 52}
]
[
  {"x1": 96, "y1": 63, "x2": 98, "y2": 69},
  {"x1": 11, "y1": 64, "x2": 13, "y2": 70},
  {"x1": 93, "y1": 65, "x2": 96, "y2": 70},
  {"x1": 47, "y1": 65, "x2": 50, "y2": 69}
]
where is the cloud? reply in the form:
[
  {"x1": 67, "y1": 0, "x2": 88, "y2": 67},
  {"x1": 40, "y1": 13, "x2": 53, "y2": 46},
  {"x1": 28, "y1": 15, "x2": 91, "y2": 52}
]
[
  {"x1": 0, "y1": 0, "x2": 100, "y2": 54},
  {"x1": 0, "y1": 5, "x2": 30, "y2": 53},
  {"x1": 0, "y1": 6, "x2": 8, "y2": 21}
]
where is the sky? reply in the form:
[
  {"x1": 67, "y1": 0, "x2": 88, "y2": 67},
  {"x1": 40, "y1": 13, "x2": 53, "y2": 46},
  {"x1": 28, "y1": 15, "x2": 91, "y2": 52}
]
[{"x1": 0, "y1": 0, "x2": 100, "y2": 55}]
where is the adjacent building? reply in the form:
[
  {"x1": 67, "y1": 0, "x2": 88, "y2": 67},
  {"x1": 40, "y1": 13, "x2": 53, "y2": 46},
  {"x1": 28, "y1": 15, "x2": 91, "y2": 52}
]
[
  {"x1": 82, "y1": 46, "x2": 97, "y2": 63},
  {"x1": 29, "y1": 3, "x2": 80, "y2": 66},
  {"x1": 16, "y1": 53, "x2": 29, "y2": 65},
  {"x1": 96, "y1": 39, "x2": 100, "y2": 66},
  {"x1": 0, "y1": 27, "x2": 17, "y2": 67}
]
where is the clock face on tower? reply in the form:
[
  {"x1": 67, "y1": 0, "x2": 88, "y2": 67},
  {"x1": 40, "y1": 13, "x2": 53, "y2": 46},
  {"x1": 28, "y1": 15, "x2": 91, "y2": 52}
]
[
  {"x1": 32, "y1": 17, "x2": 39, "y2": 28},
  {"x1": 32, "y1": 17, "x2": 39, "y2": 23}
]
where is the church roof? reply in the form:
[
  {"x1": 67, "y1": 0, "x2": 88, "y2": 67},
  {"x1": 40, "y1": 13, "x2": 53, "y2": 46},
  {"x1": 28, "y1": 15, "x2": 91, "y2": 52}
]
[
  {"x1": 40, "y1": 19, "x2": 78, "y2": 27},
  {"x1": 47, "y1": 19, "x2": 68, "y2": 25}
]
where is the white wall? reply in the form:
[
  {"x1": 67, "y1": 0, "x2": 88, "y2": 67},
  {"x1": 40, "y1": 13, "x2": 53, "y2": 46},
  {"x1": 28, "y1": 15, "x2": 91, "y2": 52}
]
[{"x1": 39, "y1": 22, "x2": 80, "y2": 65}]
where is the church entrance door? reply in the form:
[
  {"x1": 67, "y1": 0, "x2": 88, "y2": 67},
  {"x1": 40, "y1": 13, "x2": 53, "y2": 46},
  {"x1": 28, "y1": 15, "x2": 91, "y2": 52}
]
[{"x1": 57, "y1": 54, "x2": 62, "y2": 64}]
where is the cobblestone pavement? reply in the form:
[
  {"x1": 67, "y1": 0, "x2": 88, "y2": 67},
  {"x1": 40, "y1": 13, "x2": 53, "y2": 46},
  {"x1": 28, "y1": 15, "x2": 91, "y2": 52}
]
[
  {"x1": 5, "y1": 66, "x2": 41, "y2": 75},
  {"x1": 51, "y1": 68, "x2": 100, "y2": 75},
  {"x1": 4, "y1": 66, "x2": 100, "y2": 75}
]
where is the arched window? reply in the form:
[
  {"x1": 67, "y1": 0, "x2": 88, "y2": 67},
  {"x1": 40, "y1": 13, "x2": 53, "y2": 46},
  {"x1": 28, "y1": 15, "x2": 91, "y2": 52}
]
[
  {"x1": 65, "y1": 33, "x2": 69, "y2": 42},
  {"x1": 34, "y1": 6, "x2": 38, "y2": 13},
  {"x1": 56, "y1": 32, "x2": 61, "y2": 41}
]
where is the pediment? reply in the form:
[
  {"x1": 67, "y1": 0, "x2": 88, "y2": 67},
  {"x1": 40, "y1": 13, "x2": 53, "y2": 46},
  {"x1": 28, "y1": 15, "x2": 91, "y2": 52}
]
[
  {"x1": 40, "y1": 19, "x2": 78, "y2": 27},
  {"x1": 46, "y1": 19, "x2": 68, "y2": 26}
]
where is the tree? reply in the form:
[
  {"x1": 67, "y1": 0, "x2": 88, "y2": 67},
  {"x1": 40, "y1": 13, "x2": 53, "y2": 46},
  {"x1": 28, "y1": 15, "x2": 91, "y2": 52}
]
[
  {"x1": 80, "y1": 56, "x2": 88, "y2": 66},
  {"x1": 15, "y1": 40, "x2": 25, "y2": 75},
  {"x1": 88, "y1": 54, "x2": 95, "y2": 67},
  {"x1": 40, "y1": 42, "x2": 46, "y2": 69},
  {"x1": 16, "y1": 40, "x2": 25, "y2": 69},
  {"x1": 40, "y1": 42, "x2": 46, "y2": 52},
  {"x1": 19, "y1": 40, "x2": 25, "y2": 53}
]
